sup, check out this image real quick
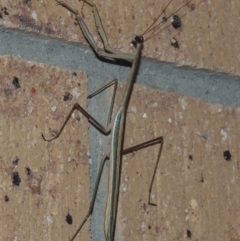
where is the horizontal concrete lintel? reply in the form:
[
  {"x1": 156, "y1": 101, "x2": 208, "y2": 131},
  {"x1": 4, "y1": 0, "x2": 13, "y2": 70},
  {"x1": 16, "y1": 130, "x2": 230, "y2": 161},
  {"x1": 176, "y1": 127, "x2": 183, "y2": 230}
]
[{"x1": 0, "y1": 26, "x2": 240, "y2": 108}]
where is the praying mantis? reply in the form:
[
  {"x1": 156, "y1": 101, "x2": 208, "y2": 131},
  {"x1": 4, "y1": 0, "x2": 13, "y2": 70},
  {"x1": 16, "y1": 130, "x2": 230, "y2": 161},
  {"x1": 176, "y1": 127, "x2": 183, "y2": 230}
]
[{"x1": 42, "y1": 0, "x2": 194, "y2": 240}]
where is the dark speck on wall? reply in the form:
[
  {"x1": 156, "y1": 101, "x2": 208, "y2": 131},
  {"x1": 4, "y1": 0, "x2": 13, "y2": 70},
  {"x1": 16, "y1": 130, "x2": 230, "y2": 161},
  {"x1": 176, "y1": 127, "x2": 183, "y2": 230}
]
[
  {"x1": 66, "y1": 213, "x2": 73, "y2": 224},
  {"x1": 12, "y1": 172, "x2": 21, "y2": 186},
  {"x1": 223, "y1": 150, "x2": 231, "y2": 161}
]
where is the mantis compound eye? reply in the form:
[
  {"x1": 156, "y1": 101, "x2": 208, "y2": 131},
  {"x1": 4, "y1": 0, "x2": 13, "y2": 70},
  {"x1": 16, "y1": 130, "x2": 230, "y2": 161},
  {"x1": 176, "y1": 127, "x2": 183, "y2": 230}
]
[{"x1": 131, "y1": 35, "x2": 144, "y2": 48}]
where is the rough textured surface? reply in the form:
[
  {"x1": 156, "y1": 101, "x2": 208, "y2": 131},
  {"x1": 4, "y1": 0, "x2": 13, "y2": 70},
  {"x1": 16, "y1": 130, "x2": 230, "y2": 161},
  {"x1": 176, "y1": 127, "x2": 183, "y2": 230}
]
[
  {"x1": 1, "y1": 27, "x2": 239, "y2": 109},
  {"x1": 0, "y1": 0, "x2": 240, "y2": 241},
  {"x1": 115, "y1": 83, "x2": 240, "y2": 241},
  {"x1": 0, "y1": 0, "x2": 240, "y2": 75},
  {"x1": 0, "y1": 56, "x2": 90, "y2": 241}
]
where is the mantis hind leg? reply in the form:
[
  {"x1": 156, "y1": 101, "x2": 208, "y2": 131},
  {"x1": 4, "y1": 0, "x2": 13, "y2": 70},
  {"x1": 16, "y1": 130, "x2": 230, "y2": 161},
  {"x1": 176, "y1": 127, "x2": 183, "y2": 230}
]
[{"x1": 69, "y1": 151, "x2": 110, "y2": 241}]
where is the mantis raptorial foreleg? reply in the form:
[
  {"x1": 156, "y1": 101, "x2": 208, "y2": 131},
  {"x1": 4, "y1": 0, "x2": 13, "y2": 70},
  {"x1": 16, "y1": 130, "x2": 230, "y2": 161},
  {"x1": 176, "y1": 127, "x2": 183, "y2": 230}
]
[{"x1": 56, "y1": 0, "x2": 134, "y2": 62}]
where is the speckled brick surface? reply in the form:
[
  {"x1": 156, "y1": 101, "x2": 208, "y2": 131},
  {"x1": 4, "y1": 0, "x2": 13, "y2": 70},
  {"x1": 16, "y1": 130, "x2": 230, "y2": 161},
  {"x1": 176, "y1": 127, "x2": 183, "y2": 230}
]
[
  {"x1": 0, "y1": 56, "x2": 90, "y2": 241},
  {"x1": 0, "y1": 0, "x2": 240, "y2": 240}
]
